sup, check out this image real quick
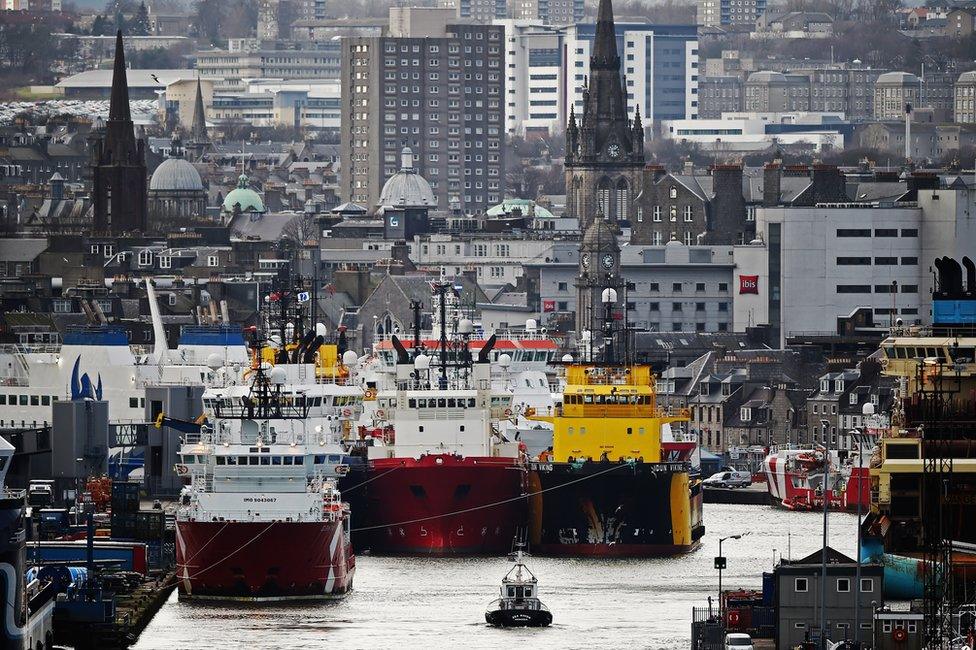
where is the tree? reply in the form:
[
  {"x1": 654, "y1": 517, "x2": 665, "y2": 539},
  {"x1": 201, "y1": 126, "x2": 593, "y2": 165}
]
[
  {"x1": 90, "y1": 14, "x2": 107, "y2": 35},
  {"x1": 132, "y1": 1, "x2": 150, "y2": 36}
]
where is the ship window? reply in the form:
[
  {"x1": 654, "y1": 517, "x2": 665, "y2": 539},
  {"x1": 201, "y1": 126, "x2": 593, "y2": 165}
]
[
  {"x1": 639, "y1": 427, "x2": 645, "y2": 435},
  {"x1": 568, "y1": 427, "x2": 574, "y2": 435},
  {"x1": 580, "y1": 427, "x2": 586, "y2": 436},
  {"x1": 0, "y1": 396, "x2": 4, "y2": 405},
  {"x1": 272, "y1": 456, "x2": 282, "y2": 465},
  {"x1": 315, "y1": 455, "x2": 326, "y2": 464},
  {"x1": 19, "y1": 395, "x2": 27, "y2": 405},
  {"x1": 409, "y1": 399, "x2": 417, "y2": 408},
  {"x1": 795, "y1": 578, "x2": 808, "y2": 592},
  {"x1": 508, "y1": 587, "x2": 516, "y2": 597},
  {"x1": 468, "y1": 398, "x2": 476, "y2": 407},
  {"x1": 216, "y1": 457, "x2": 225, "y2": 465},
  {"x1": 584, "y1": 395, "x2": 593, "y2": 403},
  {"x1": 447, "y1": 399, "x2": 456, "y2": 407},
  {"x1": 249, "y1": 457, "x2": 259, "y2": 465},
  {"x1": 284, "y1": 457, "x2": 293, "y2": 465},
  {"x1": 226, "y1": 456, "x2": 237, "y2": 465},
  {"x1": 238, "y1": 456, "x2": 248, "y2": 465},
  {"x1": 294, "y1": 456, "x2": 304, "y2": 465},
  {"x1": 260, "y1": 456, "x2": 270, "y2": 465},
  {"x1": 418, "y1": 399, "x2": 427, "y2": 408}
]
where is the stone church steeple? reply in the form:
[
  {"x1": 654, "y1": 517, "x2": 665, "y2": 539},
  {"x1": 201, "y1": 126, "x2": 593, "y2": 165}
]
[
  {"x1": 565, "y1": 0, "x2": 645, "y2": 231},
  {"x1": 91, "y1": 30, "x2": 147, "y2": 234}
]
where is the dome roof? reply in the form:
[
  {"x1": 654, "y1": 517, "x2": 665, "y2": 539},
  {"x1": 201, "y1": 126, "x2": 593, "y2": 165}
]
[
  {"x1": 377, "y1": 148, "x2": 436, "y2": 209},
  {"x1": 486, "y1": 198, "x2": 555, "y2": 220},
  {"x1": 150, "y1": 157, "x2": 204, "y2": 192},
  {"x1": 876, "y1": 71, "x2": 919, "y2": 85},
  {"x1": 747, "y1": 71, "x2": 787, "y2": 84},
  {"x1": 222, "y1": 173, "x2": 265, "y2": 214},
  {"x1": 582, "y1": 218, "x2": 617, "y2": 249}
]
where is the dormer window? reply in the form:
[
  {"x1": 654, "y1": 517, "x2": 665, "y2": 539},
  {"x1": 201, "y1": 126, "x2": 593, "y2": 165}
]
[
  {"x1": 669, "y1": 186, "x2": 677, "y2": 199},
  {"x1": 871, "y1": 393, "x2": 879, "y2": 406},
  {"x1": 700, "y1": 381, "x2": 709, "y2": 396},
  {"x1": 834, "y1": 380, "x2": 843, "y2": 393},
  {"x1": 740, "y1": 407, "x2": 751, "y2": 421},
  {"x1": 722, "y1": 383, "x2": 731, "y2": 397},
  {"x1": 820, "y1": 379, "x2": 829, "y2": 393},
  {"x1": 849, "y1": 393, "x2": 857, "y2": 405},
  {"x1": 138, "y1": 250, "x2": 153, "y2": 266}
]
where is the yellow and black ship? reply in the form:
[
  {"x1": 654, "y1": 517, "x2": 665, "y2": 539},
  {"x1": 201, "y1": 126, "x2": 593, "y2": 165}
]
[{"x1": 526, "y1": 362, "x2": 704, "y2": 557}]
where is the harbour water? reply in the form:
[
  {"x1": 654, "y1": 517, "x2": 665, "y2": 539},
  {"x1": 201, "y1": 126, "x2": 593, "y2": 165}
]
[{"x1": 137, "y1": 504, "x2": 858, "y2": 649}]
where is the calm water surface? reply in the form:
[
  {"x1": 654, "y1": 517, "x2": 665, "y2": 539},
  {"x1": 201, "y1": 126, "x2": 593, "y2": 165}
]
[{"x1": 135, "y1": 504, "x2": 859, "y2": 649}]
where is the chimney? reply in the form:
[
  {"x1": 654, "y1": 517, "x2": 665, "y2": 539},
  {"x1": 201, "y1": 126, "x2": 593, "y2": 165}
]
[
  {"x1": 763, "y1": 162, "x2": 781, "y2": 206},
  {"x1": 906, "y1": 171, "x2": 939, "y2": 198},
  {"x1": 708, "y1": 164, "x2": 747, "y2": 244},
  {"x1": 810, "y1": 164, "x2": 846, "y2": 204},
  {"x1": 645, "y1": 163, "x2": 667, "y2": 183}
]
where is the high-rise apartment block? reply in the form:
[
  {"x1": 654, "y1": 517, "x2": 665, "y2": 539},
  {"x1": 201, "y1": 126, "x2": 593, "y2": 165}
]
[
  {"x1": 510, "y1": 0, "x2": 584, "y2": 25},
  {"x1": 340, "y1": 12, "x2": 505, "y2": 213},
  {"x1": 438, "y1": 0, "x2": 506, "y2": 22},
  {"x1": 697, "y1": 0, "x2": 767, "y2": 27}
]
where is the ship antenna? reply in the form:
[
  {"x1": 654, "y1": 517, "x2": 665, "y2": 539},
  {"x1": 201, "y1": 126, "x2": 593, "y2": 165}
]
[{"x1": 410, "y1": 300, "x2": 423, "y2": 358}]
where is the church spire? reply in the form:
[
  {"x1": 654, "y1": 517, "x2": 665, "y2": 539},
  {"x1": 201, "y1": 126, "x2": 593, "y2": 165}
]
[
  {"x1": 190, "y1": 77, "x2": 209, "y2": 143},
  {"x1": 105, "y1": 29, "x2": 137, "y2": 164},
  {"x1": 592, "y1": 0, "x2": 619, "y2": 66}
]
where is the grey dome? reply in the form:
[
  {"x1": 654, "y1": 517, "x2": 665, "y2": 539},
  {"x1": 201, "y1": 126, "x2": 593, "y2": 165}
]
[
  {"x1": 747, "y1": 71, "x2": 787, "y2": 84},
  {"x1": 150, "y1": 157, "x2": 204, "y2": 192},
  {"x1": 377, "y1": 148, "x2": 436, "y2": 208},
  {"x1": 876, "y1": 71, "x2": 919, "y2": 85}
]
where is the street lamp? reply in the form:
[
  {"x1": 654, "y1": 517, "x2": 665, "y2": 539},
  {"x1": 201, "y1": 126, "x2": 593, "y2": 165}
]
[
  {"x1": 718, "y1": 533, "x2": 749, "y2": 622},
  {"x1": 848, "y1": 401, "x2": 876, "y2": 649}
]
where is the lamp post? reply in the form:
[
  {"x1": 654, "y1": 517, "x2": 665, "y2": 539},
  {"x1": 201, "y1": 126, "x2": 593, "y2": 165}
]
[{"x1": 718, "y1": 533, "x2": 748, "y2": 622}]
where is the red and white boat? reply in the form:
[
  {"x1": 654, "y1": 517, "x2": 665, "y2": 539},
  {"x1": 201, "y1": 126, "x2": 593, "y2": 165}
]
[
  {"x1": 763, "y1": 443, "x2": 876, "y2": 512},
  {"x1": 175, "y1": 323, "x2": 360, "y2": 600}
]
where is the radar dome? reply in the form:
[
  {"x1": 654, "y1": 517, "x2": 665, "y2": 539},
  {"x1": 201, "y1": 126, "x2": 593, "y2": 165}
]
[
  {"x1": 206, "y1": 353, "x2": 223, "y2": 370},
  {"x1": 525, "y1": 318, "x2": 537, "y2": 331},
  {"x1": 498, "y1": 353, "x2": 512, "y2": 368},
  {"x1": 269, "y1": 366, "x2": 287, "y2": 385},
  {"x1": 458, "y1": 318, "x2": 474, "y2": 335},
  {"x1": 414, "y1": 354, "x2": 431, "y2": 371},
  {"x1": 342, "y1": 350, "x2": 359, "y2": 367}
]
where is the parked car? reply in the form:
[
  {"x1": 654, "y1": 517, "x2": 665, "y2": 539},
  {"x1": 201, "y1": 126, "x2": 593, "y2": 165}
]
[
  {"x1": 703, "y1": 471, "x2": 752, "y2": 489},
  {"x1": 724, "y1": 632, "x2": 754, "y2": 649}
]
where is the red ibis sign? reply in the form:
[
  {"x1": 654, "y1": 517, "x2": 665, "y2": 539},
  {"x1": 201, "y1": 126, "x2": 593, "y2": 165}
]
[{"x1": 739, "y1": 275, "x2": 759, "y2": 295}]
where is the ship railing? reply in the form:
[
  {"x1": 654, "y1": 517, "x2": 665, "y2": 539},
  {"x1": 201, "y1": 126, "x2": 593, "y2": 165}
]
[
  {"x1": 487, "y1": 598, "x2": 550, "y2": 612},
  {"x1": 185, "y1": 509, "x2": 322, "y2": 523},
  {"x1": 0, "y1": 376, "x2": 29, "y2": 387},
  {"x1": 393, "y1": 378, "x2": 490, "y2": 391},
  {"x1": 0, "y1": 343, "x2": 61, "y2": 355}
]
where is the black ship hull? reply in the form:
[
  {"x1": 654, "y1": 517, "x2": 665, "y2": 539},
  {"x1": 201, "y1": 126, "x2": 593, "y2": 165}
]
[{"x1": 527, "y1": 461, "x2": 703, "y2": 557}]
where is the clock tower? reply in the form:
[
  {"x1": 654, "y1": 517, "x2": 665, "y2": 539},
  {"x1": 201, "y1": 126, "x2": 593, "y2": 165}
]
[
  {"x1": 565, "y1": 0, "x2": 645, "y2": 231},
  {"x1": 576, "y1": 218, "x2": 624, "y2": 339}
]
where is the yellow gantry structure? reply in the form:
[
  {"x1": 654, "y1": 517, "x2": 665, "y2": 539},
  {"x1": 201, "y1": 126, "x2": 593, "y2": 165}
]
[{"x1": 528, "y1": 363, "x2": 689, "y2": 463}]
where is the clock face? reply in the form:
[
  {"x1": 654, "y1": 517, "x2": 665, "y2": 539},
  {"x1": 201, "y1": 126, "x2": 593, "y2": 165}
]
[
  {"x1": 602, "y1": 253, "x2": 614, "y2": 270},
  {"x1": 606, "y1": 143, "x2": 621, "y2": 160},
  {"x1": 581, "y1": 253, "x2": 590, "y2": 269}
]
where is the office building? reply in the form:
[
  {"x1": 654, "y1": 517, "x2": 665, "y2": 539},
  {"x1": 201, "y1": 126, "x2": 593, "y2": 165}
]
[
  {"x1": 439, "y1": 0, "x2": 506, "y2": 22},
  {"x1": 511, "y1": 0, "x2": 584, "y2": 25},
  {"x1": 874, "y1": 71, "x2": 920, "y2": 120},
  {"x1": 196, "y1": 40, "x2": 343, "y2": 91},
  {"x1": 340, "y1": 11, "x2": 505, "y2": 213},
  {"x1": 498, "y1": 20, "x2": 564, "y2": 137}
]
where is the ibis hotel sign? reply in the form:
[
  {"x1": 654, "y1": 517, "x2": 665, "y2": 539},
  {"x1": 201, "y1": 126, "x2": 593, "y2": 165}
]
[{"x1": 739, "y1": 275, "x2": 759, "y2": 295}]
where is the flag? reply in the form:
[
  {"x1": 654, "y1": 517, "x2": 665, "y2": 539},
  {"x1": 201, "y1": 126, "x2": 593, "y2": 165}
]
[
  {"x1": 297, "y1": 291, "x2": 310, "y2": 303},
  {"x1": 543, "y1": 300, "x2": 556, "y2": 312}
]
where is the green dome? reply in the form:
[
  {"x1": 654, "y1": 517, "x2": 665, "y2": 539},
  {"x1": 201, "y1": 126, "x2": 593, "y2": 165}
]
[
  {"x1": 486, "y1": 198, "x2": 554, "y2": 220},
  {"x1": 222, "y1": 173, "x2": 265, "y2": 214}
]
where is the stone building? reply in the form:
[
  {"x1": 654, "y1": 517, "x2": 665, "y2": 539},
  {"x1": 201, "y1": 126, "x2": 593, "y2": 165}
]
[
  {"x1": 575, "y1": 218, "x2": 623, "y2": 336},
  {"x1": 954, "y1": 70, "x2": 976, "y2": 123},
  {"x1": 874, "y1": 71, "x2": 920, "y2": 120}
]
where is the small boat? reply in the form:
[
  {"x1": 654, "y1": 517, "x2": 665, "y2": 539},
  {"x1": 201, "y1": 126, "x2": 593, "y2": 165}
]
[{"x1": 485, "y1": 546, "x2": 552, "y2": 628}]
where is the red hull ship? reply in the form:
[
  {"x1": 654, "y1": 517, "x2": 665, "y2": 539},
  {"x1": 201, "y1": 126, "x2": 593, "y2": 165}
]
[
  {"x1": 363, "y1": 454, "x2": 525, "y2": 555},
  {"x1": 176, "y1": 520, "x2": 355, "y2": 600}
]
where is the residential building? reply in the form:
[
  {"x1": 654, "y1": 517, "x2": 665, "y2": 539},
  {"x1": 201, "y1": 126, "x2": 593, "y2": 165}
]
[
  {"x1": 753, "y1": 11, "x2": 833, "y2": 38},
  {"x1": 775, "y1": 547, "x2": 882, "y2": 649},
  {"x1": 510, "y1": 0, "x2": 583, "y2": 25},
  {"x1": 697, "y1": 0, "x2": 767, "y2": 28},
  {"x1": 340, "y1": 12, "x2": 505, "y2": 213},
  {"x1": 954, "y1": 70, "x2": 976, "y2": 122},
  {"x1": 874, "y1": 71, "x2": 920, "y2": 120},
  {"x1": 743, "y1": 71, "x2": 810, "y2": 112},
  {"x1": 697, "y1": 76, "x2": 743, "y2": 118},
  {"x1": 946, "y1": 7, "x2": 976, "y2": 37},
  {"x1": 438, "y1": 0, "x2": 505, "y2": 22},
  {"x1": 854, "y1": 122, "x2": 976, "y2": 158}
]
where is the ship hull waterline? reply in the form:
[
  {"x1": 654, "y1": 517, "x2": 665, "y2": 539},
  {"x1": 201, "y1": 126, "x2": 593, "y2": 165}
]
[
  {"x1": 528, "y1": 461, "x2": 704, "y2": 558},
  {"x1": 363, "y1": 454, "x2": 526, "y2": 556},
  {"x1": 175, "y1": 520, "x2": 354, "y2": 602}
]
